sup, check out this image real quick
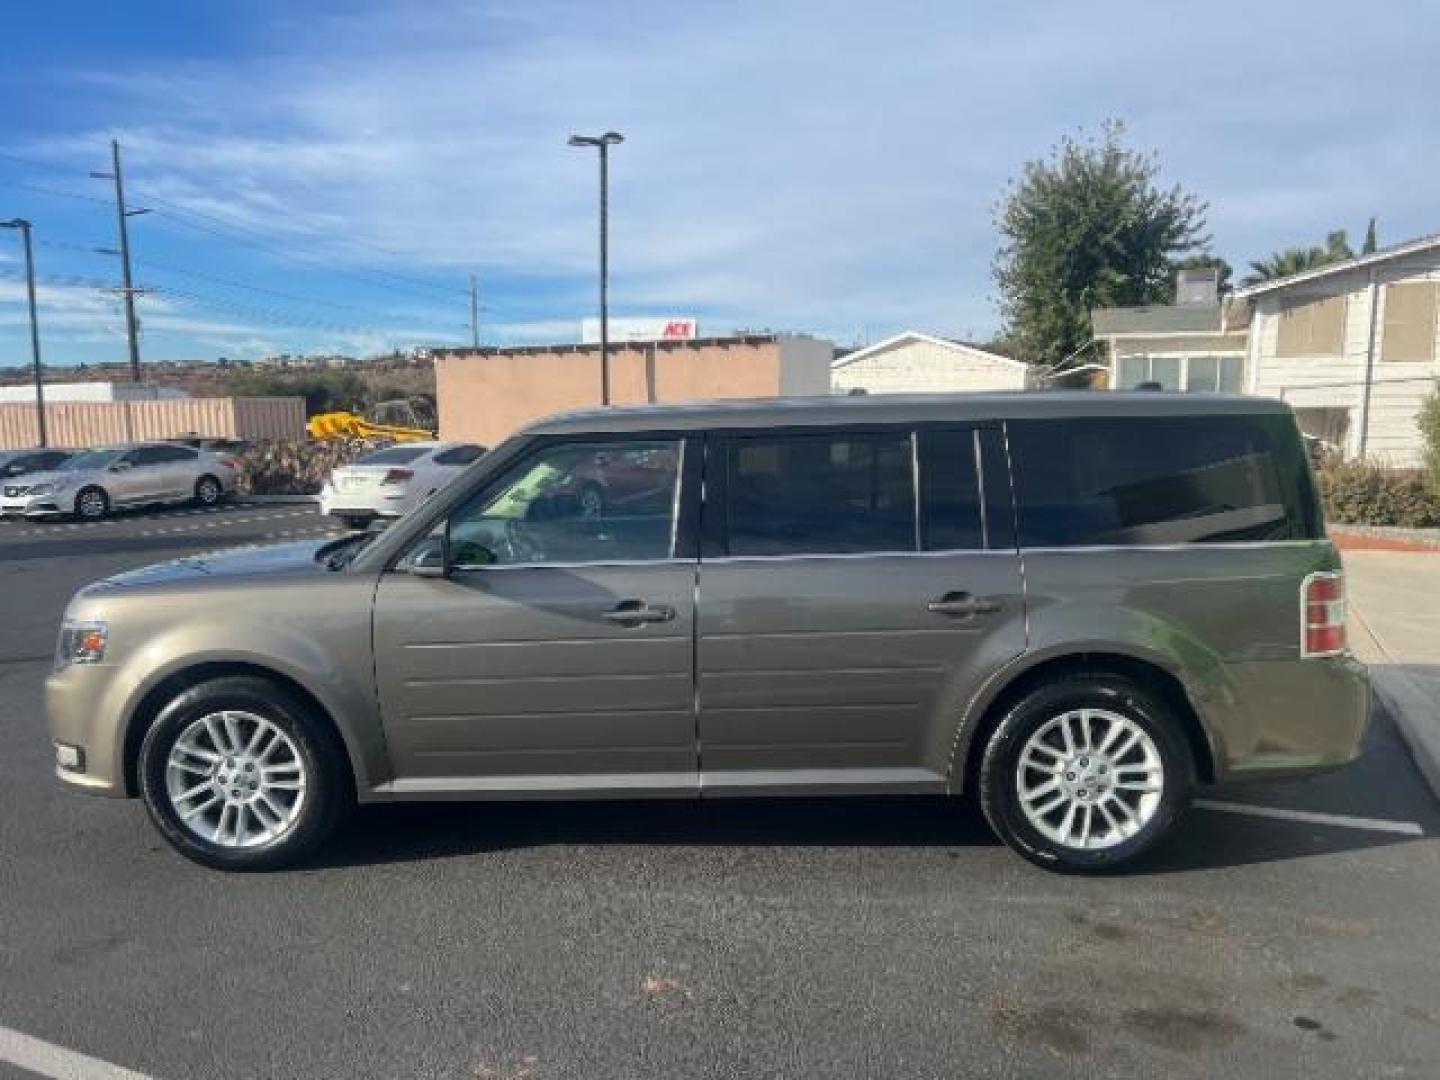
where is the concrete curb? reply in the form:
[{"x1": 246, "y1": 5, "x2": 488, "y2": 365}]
[
  {"x1": 238, "y1": 494, "x2": 319, "y2": 505},
  {"x1": 1353, "y1": 605, "x2": 1440, "y2": 804}
]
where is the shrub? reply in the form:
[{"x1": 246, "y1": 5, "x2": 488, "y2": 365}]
[
  {"x1": 233, "y1": 439, "x2": 376, "y2": 495},
  {"x1": 1317, "y1": 460, "x2": 1440, "y2": 528},
  {"x1": 1419, "y1": 383, "x2": 1440, "y2": 496}
]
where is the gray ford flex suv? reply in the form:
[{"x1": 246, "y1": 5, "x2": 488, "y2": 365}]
[{"x1": 46, "y1": 392, "x2": 1368, "y2": 872}]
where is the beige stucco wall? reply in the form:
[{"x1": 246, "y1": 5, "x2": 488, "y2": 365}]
[
  {"x1": 436, "y1": 338, "x2": 831, "y2": 445},
  {"x1": 0, "y1": 396, "x2": 304, "y2": 450}
]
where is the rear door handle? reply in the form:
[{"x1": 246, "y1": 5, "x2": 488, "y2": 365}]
[
  {"x1": 927, "y1": 592, "x2": 1001, "y2": 617},
  {"x1": 604, "y1": 600, "x2": 676, "y2": 625}
]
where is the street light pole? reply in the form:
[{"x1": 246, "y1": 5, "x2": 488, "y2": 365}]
[
  {"x1": 1, "y1": 218, "x2": 48, "y2": 447},
  {"x1": 568, "y1": 131, "x2": 624, "y2": 405}
]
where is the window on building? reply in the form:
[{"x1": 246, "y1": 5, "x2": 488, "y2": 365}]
[
  {"x1": 722, "y1": 431, "x2": 915, "y2": 556},
  {"x1": 1275, "y1": 296, "x2": 1346, "y2": 358},
  {"x1": 1381, "y1": 283, "x2": 1439, "y2": 363},
  {"x1": 1113, "y1": 354, "x2": 1243, "y2": 393},
  {"x1": 1008, "y1": 416, "x2": 1321, "y2": 546}
]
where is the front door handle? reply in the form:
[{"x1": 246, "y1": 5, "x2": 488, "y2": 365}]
[
  {"x1": 604, "y1": 600, "x2": 676, "y2": 625},
  {"x1": 927, "y1": 592, "x2": 1002, "y2": 617}
]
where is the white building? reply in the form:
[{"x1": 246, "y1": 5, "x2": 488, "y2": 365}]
[
  {"x1": 1095, "y1": 238, "x2": 1440, "y2": 465},
  {"x1": 0, "y1": 381, "x2": 187, "y2": 405},
  {"x1": 831, "y1": 332, "x2": 1031, "y2": 394}
]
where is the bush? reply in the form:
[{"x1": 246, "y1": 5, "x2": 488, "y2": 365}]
[
  {"x1": 233, "y1": 439, "x2": 375, "y2": 495},
  {"x1": 1419, "y1": 383, "x2": 1440, "y2": 495},
  {"x1": 1317, "y1": 460, "x2": 1440, "y2": 528}
]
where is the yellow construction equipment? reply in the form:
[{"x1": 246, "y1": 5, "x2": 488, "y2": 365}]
[
  {"x1": 306, "y1": 397, "x2": 437, "y2": 442},
  {"x1": 306, "y1": 411, "x2": 434, "y2": 442}
]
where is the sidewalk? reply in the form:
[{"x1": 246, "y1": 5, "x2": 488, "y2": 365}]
[{"x1": 1345, "y1": 549, "x2": 1440, "y2": 802}]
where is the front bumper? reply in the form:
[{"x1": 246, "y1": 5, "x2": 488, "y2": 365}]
[
  {"x1": 0, "y1": 493, "x2": 67, "y2": 517},
  {"x1": 45, "y1": 661, "x2": 129, "y2": 797}
]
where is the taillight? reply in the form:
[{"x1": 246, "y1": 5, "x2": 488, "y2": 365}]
[
  {"x1": 218, "y1": 458, "x2": 238, "y2": 470},
  {"x1": 381, "y1": 468, "x2": 414, "y2": 485},
  {"x1": 1301, "y1": 571, "x2": 1346, "y2": 658}
]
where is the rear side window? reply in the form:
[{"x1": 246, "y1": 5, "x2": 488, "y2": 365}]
[
  {"x1": 358, "y1": 445, "x2": 429, "y2": 466},
  {"x1": 722, "y1": 431, "x2": 914, "y2": 555},
  {"x1": 1008, "y1": 415, "x2": 1321, "y2": 546},
  {"x1": 918, "y1": 428, "x2": 985, "y2": 551}
]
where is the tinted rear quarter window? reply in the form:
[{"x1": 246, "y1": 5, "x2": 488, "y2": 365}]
[{"x1": 1008, "y1": 414, "x2": 1320, "y2": 546}]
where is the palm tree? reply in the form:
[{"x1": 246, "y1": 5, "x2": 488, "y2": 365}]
[{"x1": 1242, "y1": 229, "x2": 1356, "y2": 286}]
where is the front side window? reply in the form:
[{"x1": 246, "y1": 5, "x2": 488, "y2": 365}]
[
  {"x1": 722, "y1": 431, "x2": 914, "y2": 556},
  {"x1": 446, "y1": 439, "x2": 681, "y2": 567},
  {"x1": 1009, "y1": 415, "x2": 1320, "y2": 547}
]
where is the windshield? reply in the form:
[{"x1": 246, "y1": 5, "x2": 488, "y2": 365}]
[{"x1": 60, "y1": 448, "x2": 120, "y2": 471}]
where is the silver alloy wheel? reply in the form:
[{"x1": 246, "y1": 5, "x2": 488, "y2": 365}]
[
  {"x1": 76, "y1": 489, "x2": 107, "y2": 519},
  {"x1": 196, "y1": 477, "x2": 221, "y2": 504},
  {"x1": 165, "y1": 710, "x2": 308, "y2": 848},
  {"x1": 1015, "y1": 707, "x2": 1164, "y2": 851}
]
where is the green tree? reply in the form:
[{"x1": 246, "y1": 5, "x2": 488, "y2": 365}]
[
  {"x1": 993, "y1": 122, "x2": 1208, "y2": 365},
  {"x1": 1171, "y1": 253, "x2": 1233, "y2": 298},
  {"x1": 1362, "y1": 217, "x2": 1378, "y2": 254},
  {"x1": 1419, "y1": 383, "x2": 1440, "y2": 495}
]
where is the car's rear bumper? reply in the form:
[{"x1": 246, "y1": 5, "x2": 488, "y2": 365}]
[
  {"x1": 1215, "y1": 653, "x2": 1371, "y2": 782},
  {"x1": 319, "y1": 487, "x2": 408, "y2": 518}
]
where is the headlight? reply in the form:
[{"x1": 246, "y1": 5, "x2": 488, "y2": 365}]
[{"x1": 56, "y1": 620, "x2": 108, "y2": 668}]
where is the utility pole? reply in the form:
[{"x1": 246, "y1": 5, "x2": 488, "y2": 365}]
[
  {"x1": 0, "y1": 218, "x2": 47, "y2": 446},
  {"x1": 568, "y1": 131, "x2": 624, "y2": 405},
  {"x1": 469, "y1": 273, "x2": 480, "y2": 349},
  {"x1": 91, "y1": 140, "x2": 149, "y2": 383}
]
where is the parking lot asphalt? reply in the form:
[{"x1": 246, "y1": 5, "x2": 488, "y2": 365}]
[{"x1": 1, "y1": 507, "x2": 1438, "y2": 1079}]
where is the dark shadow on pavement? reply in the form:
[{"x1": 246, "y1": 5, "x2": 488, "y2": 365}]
[{"x1": 313, "y1": 788, "x2": 1423, "y2": 873}]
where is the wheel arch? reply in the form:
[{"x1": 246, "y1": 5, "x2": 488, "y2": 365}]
[
  {"x1": 122, "y1": 660, "x2": 360, "y2": 798},
  {"x1": 952, "y1": 650, "x2": 1221, "y2": 796}
]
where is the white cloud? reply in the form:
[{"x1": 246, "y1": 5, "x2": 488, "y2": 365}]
[{"x1": 15, "y1": 0, "x2": 1440, "y2": 348}]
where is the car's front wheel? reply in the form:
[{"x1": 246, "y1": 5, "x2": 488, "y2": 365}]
[
  {"x1": 138, "y1": 675, "x2": 350, "y2": 871},
  {"x1": 74, "y1": 485, "x2": 109, "y2": 520},
  {"x1": 194, "y1": 474, "x2": 224, "y2": 506},
  {"x1": 978, "y1": 675, "x2": 1193, "y2": 873}
]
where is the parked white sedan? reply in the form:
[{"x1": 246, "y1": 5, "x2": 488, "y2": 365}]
[{"x1": 319, "y1": 441, "x2": 486, "y2": 528}]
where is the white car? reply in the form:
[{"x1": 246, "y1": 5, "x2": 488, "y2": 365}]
[
  {"x1": 319, "y1": 441, "x2": 486, "y2": 528},
  {"x1": 0, "y1": 442, "x2": 237, "y2": 519}
]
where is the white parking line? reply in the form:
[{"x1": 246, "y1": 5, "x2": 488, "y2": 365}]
[
  {"x1": 1194, "y1": 798, "x2": 1425, "y2": 836},
  {"x1": 0, "y1": 1024, "x2": 155, "y2": 1080}
]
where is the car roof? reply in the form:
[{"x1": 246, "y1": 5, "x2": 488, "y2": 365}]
[{"x1": 523, "y1": 391, "x2": 1294, "y2": 436}]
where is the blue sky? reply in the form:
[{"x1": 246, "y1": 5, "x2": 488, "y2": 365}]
[{"x1": 1, "y1": 0, "x2": 1436, "y2": 366}]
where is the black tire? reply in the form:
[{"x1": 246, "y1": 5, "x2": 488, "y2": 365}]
[
  {"x1": 74, "y1": 485, "x2": 109, "y2": 520},
  {"x1": 138, "y1": 675, "x2": 351, "y2": 871},
  {"x1": 194, "y1": 474, "x2": 224, "y2": 506},
  {"x1": 978, "y1": 675, "x2": 1193, "y2": 874}
]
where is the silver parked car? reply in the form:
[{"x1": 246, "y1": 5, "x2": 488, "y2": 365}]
[
  {"x1": 1, "y1": 442, "x2": 237, "y2": 519},
  {"x1": 46, "y1": 393, "x2": 1368, "y2": 872}
]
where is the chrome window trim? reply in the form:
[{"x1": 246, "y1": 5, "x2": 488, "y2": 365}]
[
  {"x1": 1017, "y1": 539, "x2": 1328, "y2": 555},
  {"x1": 701, "y1": 549, "x2": 1020, "y2": 565},
  {"x1": 450, "y1": 557, "x2": 694, "y2": 573},
  {"x1": 973, "y1": 427, "x2": 990, "y2": 549},
  {"x1": 909, "y1": 430, "x2": 922, "y2": 553},
  {"x1": 667, "y1": 438, "x2": 686, "y2": 558}
]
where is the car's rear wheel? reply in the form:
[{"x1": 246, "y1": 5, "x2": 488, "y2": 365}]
[
  {"x1": 74, "y1": 486, "x2": 109, "y2": 520},
  {"x1": 978, "y1": 675, "x2": 1192, "y2": 873},
  {"x1": 194, "y1": 474, "x2": 223, "y2": 506},
  {"x1": 138, "y1": 675, "x2": 350, "y2": 871}
]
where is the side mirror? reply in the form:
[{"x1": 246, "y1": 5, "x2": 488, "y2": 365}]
[{"x1": 408, "y1": 534, "x2": 450, "y2": 579}]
